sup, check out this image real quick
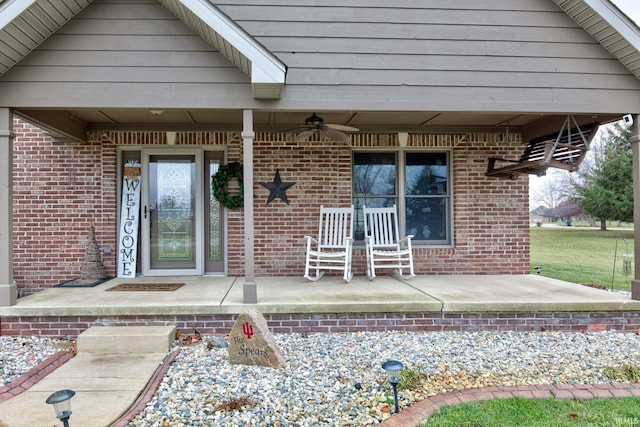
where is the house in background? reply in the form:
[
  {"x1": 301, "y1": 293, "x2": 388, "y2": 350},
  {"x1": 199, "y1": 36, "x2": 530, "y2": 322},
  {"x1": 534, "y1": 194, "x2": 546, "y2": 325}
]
[
  {"x1": 530, "y1": 206, "x2": 553, "y2": 225},
  {"x1": 530, "y1": 201, "x2": 587, "y2": 225},
  {"x1": 1, "y1": 0, "x2": 640, "y2": 307}
]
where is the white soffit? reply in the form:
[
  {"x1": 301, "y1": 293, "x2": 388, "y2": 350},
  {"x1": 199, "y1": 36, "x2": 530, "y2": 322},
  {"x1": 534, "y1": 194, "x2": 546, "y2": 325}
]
[
  {"x1": 553, "y1": 0, "x2": 640, "y2": 80},
  {"x1": 158, "y1": 0, "x2": 286, "y2": 99},
  {"x1": 0, "y1": 0, "x2": 92, "y2": 75}
]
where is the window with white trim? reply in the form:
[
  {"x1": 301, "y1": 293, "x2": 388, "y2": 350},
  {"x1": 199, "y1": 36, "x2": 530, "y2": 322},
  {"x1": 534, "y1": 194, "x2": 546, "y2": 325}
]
[{"x1": 352, "y1": 150, "x2": 451, "y2": 245}]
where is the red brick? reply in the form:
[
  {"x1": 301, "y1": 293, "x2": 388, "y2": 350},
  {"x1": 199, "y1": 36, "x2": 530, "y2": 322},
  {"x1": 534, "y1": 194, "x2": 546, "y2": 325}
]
[{"x1": 12, "y1": 121, "x2": 532, "y2": 293}]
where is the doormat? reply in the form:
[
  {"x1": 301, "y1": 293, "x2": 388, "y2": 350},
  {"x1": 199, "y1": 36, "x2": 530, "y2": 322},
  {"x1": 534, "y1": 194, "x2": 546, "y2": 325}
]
[
  {"x1": 54, "y1": 277, "x2": 113, "y2": 288},
  {"x1": 106, "y1": 283, "x2": 185, "y2": 292}
]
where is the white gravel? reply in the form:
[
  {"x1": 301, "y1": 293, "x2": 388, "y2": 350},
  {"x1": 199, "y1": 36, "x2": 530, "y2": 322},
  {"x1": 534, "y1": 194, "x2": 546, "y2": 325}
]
[
  {"x1": 3, "y1": 331, "x2": 639, "y2": 426},
  {"x1": 131, "y1": 331, "x2": 640, "y2": 426},
  {"x1": 1, "y1": 336, "x2": 62, "y2": 386}
]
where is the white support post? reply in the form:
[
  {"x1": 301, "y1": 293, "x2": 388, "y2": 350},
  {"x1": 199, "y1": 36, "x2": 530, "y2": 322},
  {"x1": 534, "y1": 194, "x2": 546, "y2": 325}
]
[
  {"x1": 242, "y1": 109, "x2": 257, "y2": 303},
  {"x1": 631, "y1": 115, "x2": 640, "y2": 300},
  {"x1": 0, "y1": 108, "x2": 16, "y2": 306}
]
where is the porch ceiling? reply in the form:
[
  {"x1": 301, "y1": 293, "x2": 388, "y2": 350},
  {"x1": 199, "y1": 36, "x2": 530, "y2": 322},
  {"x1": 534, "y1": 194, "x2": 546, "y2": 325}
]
[{"x1": 12, "y1": 108, "x2": 623, "y2": 141}]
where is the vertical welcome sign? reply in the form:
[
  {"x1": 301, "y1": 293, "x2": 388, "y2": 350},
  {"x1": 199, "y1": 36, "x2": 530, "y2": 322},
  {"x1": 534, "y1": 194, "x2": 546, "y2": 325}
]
[{"x1": 117, "y1": 161, "x2": 142, "y2": 277}]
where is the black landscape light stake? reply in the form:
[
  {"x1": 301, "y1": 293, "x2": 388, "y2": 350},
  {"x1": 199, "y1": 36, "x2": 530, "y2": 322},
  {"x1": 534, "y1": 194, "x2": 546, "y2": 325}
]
[
  {"x1": 382, "y1": 359, "x2": 403, "y2": 413},
  {"x1": 46, "y1": 389, "x2": 75, "y2": 427}
]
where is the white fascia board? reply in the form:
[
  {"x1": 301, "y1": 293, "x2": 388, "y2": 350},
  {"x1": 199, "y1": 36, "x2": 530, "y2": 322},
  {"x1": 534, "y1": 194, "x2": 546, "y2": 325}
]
[
  {"x1": 582, "y1": 0, "x2": 640, "y2": 50},
  {"x1": 0, "y1": 0, "x2": 37, "y2": 29},
  {"x1": 177, "y1": 0, "x2": 286, "y2": 99},
  {"x1": 251, "y1": 67, "x2": 285, "y2": 99}
]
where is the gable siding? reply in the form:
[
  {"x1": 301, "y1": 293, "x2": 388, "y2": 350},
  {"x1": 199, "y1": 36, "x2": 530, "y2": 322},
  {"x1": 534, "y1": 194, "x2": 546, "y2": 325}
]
[
  {"x1": 215, "y1": 0, "x2": 640, "y2": 114},
  {"x1": 0, "y1": 0, "x2": 638, "y2": 113},
  {"x1": 0, "y1": 0, "x2": 253, "y2": 108}
]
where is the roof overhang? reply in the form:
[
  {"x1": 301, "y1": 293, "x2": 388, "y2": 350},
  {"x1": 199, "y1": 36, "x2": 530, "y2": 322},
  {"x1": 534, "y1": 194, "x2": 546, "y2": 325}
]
[
  {"x1": 157, "y1": 0, "x2": 286, "y2": 99},
  {"x1": 0, "y1": 0, "x2": 287, "y2": 99},
  {"x1": 1, "y1": 0, "x2": 637, "y2": 141},
  {"x1": 0, "y1": 0, "x2": 92, "y2": 75},
  {"x1": 553, "y1": 0, "x2": 640, "y2": 79}
]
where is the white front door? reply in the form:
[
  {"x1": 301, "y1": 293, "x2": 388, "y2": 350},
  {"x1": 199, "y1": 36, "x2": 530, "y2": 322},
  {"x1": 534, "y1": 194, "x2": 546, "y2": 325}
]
[{"x1": 141, "y1": 149, "x2": 203, "y2": 276}]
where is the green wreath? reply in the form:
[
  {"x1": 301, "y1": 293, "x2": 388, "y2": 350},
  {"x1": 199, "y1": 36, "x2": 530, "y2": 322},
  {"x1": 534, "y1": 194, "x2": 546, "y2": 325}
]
[{"x1": 211, "y1": 162, "x2": 244, "y2": 210}]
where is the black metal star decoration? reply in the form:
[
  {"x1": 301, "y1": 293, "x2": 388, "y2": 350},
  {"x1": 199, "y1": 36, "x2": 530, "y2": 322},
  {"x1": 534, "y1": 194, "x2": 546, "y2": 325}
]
[{"x1": 260, "y1": 170, "x2": 296, "y2": 205}]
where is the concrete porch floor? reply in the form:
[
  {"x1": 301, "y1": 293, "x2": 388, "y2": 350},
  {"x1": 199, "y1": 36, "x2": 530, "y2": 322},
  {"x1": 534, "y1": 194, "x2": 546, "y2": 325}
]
[{"x1": 2, "y1": 274, "x2": 639, "y2": 317}]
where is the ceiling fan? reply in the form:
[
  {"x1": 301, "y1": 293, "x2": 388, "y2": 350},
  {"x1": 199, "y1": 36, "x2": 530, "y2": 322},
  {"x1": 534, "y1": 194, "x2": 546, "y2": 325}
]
[{"x1": 292, "y1": 113, "x2": 359, "y2": 142}]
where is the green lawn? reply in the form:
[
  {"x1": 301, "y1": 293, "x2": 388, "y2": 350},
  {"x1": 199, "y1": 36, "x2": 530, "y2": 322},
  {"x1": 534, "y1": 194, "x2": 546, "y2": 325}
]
[
  {"x1": 420, "y1": 396, "x2": 640, "y2": 427},
  {"x1": 530, "y1": 225, "x2": 634, "y2": 291},
  {"x1": 418, "y1": 225, "x2": 639, "y2": 426}
]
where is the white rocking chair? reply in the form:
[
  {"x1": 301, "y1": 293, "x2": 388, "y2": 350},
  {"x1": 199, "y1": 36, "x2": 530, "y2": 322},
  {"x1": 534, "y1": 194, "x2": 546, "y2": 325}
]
[
  {"x1": 363, "y1": 205, "x2": 415, "y2": 280},
  {"x1": 304, "y1": 205, "x2": 354, "y2": 283}
]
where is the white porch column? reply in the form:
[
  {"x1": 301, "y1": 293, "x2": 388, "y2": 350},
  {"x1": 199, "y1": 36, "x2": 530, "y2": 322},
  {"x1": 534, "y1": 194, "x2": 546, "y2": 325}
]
[
  {"x1": 0, "y1": 108, "x2": 15, "y2": 306},
  {"x1": 631, "y1": 115, "x2": 640, "y2": 300},
  {"x1": 242, "y1": 109, "x2": 257, "y2": 303}
]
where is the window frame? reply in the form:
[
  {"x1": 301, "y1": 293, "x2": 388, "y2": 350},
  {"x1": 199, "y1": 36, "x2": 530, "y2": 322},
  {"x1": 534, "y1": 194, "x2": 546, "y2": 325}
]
[{"x1": 352, "y1": 148, "x2": 453, "y2": 246}]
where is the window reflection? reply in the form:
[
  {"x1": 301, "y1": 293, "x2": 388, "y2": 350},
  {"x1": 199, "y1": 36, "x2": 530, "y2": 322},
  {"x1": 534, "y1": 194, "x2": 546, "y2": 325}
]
[
  {"x1": 405, "y1": 152, "x2": 448, "y2": 196},
  {"x1": 405, "y1": 152, "x2": 449, "y2": 240},
  {"x1": 352, "y1": 151, "x2": 451, "y2": 245},
  {"x1": 353, "y1": 152, "x2": 396, "y2": 196}
]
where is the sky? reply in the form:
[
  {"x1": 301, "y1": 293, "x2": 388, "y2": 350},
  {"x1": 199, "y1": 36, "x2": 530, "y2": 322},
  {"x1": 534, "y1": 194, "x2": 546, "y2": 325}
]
[
  {"x1": 611, "y1": 0, "x2": 640, "y2": 24},
  {"x1": 529, "y1": 0, "x2": 639, "y2": 206}
]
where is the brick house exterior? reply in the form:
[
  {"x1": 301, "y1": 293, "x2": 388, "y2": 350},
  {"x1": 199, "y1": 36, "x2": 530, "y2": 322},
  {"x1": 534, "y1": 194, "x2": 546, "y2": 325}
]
[
  {"x1": 2, "y1": 0, "x2": 640, "y2": 304},
  {"x1": 12, "y1": 120, "x2": 530, "y2": 296}
]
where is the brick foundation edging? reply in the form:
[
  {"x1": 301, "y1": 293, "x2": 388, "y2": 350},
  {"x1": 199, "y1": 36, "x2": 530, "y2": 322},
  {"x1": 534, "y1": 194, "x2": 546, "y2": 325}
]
[
  {"x1": 379, "y1": 382, "x2": 640, "y2": 426},
  {"x1": 2, "y1": 311, "x2": 640, "y2": 338},
  {"x1": 0, "y1": 351, "x2": 74, "y2": 402},
  {"x1": 110, "y1": 348, "x2": 181, "y2": 427}
]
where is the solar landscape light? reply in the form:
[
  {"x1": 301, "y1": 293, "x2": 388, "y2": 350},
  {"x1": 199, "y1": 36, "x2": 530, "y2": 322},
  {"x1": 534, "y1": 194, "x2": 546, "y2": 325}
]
[
  {"x1": 381, "y1": 359, "x2": 403, "y2": 413},
  {"x1": 46, "y1": 389, "x2": 75, "y2": 427}
]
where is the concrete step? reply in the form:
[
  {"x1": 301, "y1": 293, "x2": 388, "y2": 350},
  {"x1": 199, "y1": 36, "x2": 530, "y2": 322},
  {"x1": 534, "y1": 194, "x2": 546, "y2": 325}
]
[{"x1": 76, "y1": 325, "x2": 176, "y2": 354}]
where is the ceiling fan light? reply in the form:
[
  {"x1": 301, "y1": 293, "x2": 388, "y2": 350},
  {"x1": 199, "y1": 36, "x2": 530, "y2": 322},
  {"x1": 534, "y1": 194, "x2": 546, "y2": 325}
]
[{"x1": 305, "y1": 113, "x2": 324, "y2": 126}]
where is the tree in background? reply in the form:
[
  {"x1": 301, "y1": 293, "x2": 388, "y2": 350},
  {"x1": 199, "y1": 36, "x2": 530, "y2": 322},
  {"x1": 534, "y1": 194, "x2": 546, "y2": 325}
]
[
  {"x1": 530, "y1": 174, "x2": 568, "y2": 222},
  {"x1": 571, "y1": 123, "x2": 633, "y2": 231},
  {"x1": 554, "y1": 200, "x2": 584, "y2": 222}
]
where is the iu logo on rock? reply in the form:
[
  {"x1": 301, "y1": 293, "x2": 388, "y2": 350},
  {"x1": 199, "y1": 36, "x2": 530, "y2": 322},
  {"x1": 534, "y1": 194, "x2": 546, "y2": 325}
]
[{"x1": 242, "y1": 322, "x2": 254, "y2": 339}]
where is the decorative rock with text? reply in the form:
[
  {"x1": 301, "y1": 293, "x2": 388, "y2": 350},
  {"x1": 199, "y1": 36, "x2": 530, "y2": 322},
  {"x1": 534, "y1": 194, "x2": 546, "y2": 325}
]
[{"x1": 228, "y1": 308, "x2": 285, "y2": 369}]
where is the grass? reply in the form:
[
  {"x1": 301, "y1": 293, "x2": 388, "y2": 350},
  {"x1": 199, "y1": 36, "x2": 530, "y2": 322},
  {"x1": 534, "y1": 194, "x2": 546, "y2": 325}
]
[
  {"x1": 417, "y1": 225, "x2": 640, "y2": 425},
  {"x1": 530, "y1": 225, "x2": 634, "y2": 291},
  {"x1": 604, "y1": 364, "x2": 640, "y2": 383},
  {"x1": 419, "y1": 397, "x2": 640, "y2": 426},
  {"x1": 382, "y1": 368, "x2": 430, "y2": 411},
  {"x1": 398, "y1": 367, "x2": 430, "y2": 391}
]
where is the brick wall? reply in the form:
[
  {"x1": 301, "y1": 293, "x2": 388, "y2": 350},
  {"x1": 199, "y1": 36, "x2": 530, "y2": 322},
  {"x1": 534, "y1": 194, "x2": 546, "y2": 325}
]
[
  {"x1": 447, "y1": 133, "x2": 530, "y2": 274},
  {"x1": 249, "y1": 135, "x2": 353, "y2": 276},
  {"x1": 2, "y1": 311, "x2": 639, "y2": 339},
  {"x1": 12, "y1": 120, "x2": 529, "y2": 293},
  {"x1": 12, "y1": 120, "x2": 118, "y2": 294}
]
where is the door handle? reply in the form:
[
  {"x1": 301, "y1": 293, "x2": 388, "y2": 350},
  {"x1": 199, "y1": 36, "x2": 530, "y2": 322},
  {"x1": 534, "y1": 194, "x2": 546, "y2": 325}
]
[{"x1": 144, "y1": 205, "x2": 148, "y2": 219}]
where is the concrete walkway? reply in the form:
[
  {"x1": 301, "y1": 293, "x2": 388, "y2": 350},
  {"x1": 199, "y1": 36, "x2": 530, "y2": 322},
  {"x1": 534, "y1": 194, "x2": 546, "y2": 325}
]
[
  {"x1": 0, "y1": 353, "x2": 170, "y2": 427},
  {"x1": 0, "y1": 326, "x2": 176, "y2": 427}
]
